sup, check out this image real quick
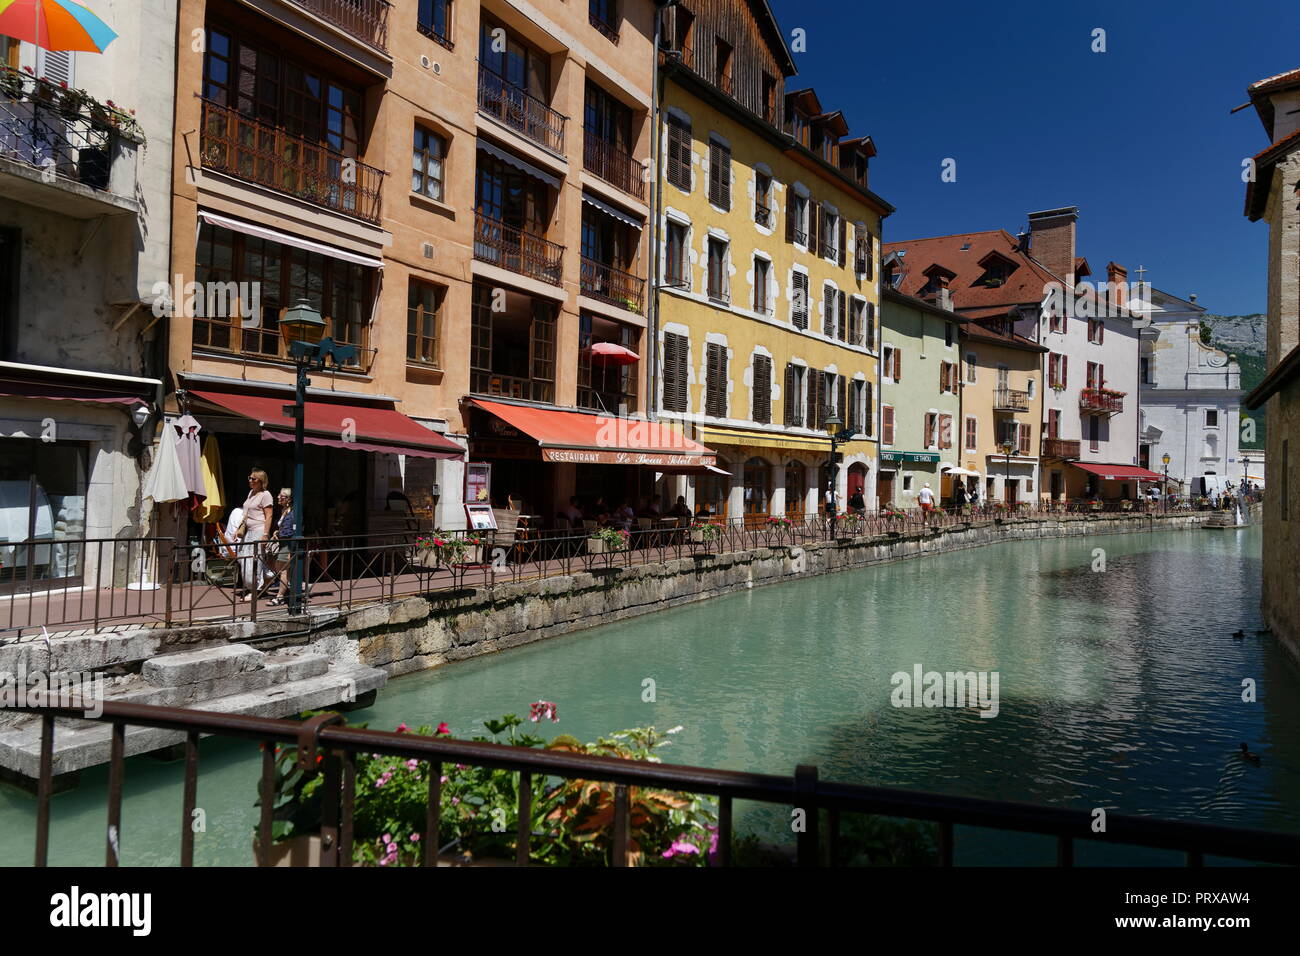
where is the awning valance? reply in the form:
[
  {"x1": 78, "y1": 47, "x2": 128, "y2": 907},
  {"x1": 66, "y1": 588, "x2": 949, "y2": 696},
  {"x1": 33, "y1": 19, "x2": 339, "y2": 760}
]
[
  {"x1": 198, "y1": 211, "x2": 384, "y2": 269},
  {"x1": 476, "y1": 140, "x2": 561, "y2": 190},
  {"x1": 1071, "y1": 462, "x2": 1165, "y2": 482},
  {"x1": 581, "y1": 192, "x2": 643, "y2": 228},
  {"x1": 191, "y1": 390, "x2": 464, "y2": 459},
  {"x1": 469, "y1": 399, "x2": 716, "y2": 467}
]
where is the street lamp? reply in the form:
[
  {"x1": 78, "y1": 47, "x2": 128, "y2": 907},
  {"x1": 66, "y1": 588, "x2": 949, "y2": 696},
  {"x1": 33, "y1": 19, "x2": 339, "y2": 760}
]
[
  {"x1": 1000, "y1": 439, "x2": 1014, "y2": 509},
  {"x1": 824, "y1": 412, "x2": 854, "y2": 539},
  {"x1": 280, "y1": 298, "x2": 357, "y2": 612},
  {"x1": 1161, "y1": 452, "x2": 1171, "y2": 513}
]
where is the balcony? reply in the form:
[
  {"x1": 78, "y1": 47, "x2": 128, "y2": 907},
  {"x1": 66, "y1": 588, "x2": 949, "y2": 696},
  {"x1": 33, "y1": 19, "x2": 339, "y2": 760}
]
[
  {"x1": 994, "y1": 388, "x2": 1031, "y2": 412},
  {"x1": 200, "y1": 99, "x2": 384, "y2": 225},
  {"x1": 474, "y1": 211, "x2": 564, "y2": 285},
  {"x1": 1041, "y1": 438, "x2": 1081, "y2": 460},
  {"x1": 477, "y1": 64, "x2": 566, "y2": 155},
  {"x1": 290, "y1": 0, "x2": 390, "y2": 53},
  {"x1": 583, "y1": 132, "x2": 646, "y2": 199},
  {"x1": 589, "y1": 11, "x2": 620, "y2": 44},
  {"x1": 1080, "y1": 387, "x2": 1125, "y2": 416},
  {"x1": 755, "y1": 202, "x2": 772, "y2": 228},
  {"x1": 192, "y1": 315, "x2": 375, "y2": 373},
  {"x1": 580, "y1": 256, "x2": 645, "y2": 314},
  {"x1": 0, "y1": 67, "x2": 140, "y2": 216}
]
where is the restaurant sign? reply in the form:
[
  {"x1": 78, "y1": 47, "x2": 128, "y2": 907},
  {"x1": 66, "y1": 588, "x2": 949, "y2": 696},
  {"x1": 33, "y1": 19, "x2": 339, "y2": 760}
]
[
  {"x1": 880, "y1": 451, "x2": 941, "y2": 464},
  {"x1": 542, "y1": 448, "x2": 716, "y2": 467}
]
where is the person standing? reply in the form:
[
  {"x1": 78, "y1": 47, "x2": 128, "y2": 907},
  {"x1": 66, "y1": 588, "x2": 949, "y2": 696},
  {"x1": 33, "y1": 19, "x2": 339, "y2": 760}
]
[
  {"x1": 267, "y1": 488, "x2": 297, "y2": 606},
  {"x1": 953, "y1": 481, "x2": 968, "y2": 511},
  {"x1": 238, "y1": 468, "x2": 273, "y2": 600},
  {"x1": 848, "y1": 488, "x2": 866, "y2": 515}
]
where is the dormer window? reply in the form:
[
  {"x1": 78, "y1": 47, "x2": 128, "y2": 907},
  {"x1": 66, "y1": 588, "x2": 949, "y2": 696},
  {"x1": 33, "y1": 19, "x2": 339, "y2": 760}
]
[{"x1": 976, "y1": 250, "x2": 1018, "y2": 288}]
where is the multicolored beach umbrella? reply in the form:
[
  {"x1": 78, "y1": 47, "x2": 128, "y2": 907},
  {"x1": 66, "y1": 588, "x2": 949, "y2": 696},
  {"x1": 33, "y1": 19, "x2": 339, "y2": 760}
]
[{"x1": 0, "y1": 0, "x2": 117, "y2": 54}]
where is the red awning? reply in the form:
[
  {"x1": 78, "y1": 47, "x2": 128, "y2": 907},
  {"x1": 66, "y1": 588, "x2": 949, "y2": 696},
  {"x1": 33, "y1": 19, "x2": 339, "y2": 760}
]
[
  {"x1": 1071, "y1": 463, "x2": 1165, "y2": 481},
  {"x1": 468, "y1": 399, "x2": 717, "y2": 468},
  {"x1": 191, "y1": 390, "x2": 464, "y2": 459},
  {"x1": 0, "y1": 389, "x2": 142, "y2": 404}
]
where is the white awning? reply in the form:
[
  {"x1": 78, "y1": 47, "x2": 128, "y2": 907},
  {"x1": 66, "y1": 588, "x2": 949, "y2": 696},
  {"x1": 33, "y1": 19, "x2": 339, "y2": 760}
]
[
  {"x1": 942, "y1": 466, "x2": 983, "y2": 477},
  {"x1": 581, "y1": 192, "x2": 643, "y2": 229},
  {"x1": 477, "y1": 140, "x2": 561, "y2": 190},
  {"x1": 198, "y1": 211, "x2": 384, "y2": 269}
]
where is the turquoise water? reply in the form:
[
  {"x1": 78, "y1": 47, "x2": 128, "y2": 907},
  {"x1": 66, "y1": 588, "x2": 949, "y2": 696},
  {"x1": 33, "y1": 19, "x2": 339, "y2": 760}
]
[{"x1": 3, "y1": 526, "x2": 1297, "y2": 865}]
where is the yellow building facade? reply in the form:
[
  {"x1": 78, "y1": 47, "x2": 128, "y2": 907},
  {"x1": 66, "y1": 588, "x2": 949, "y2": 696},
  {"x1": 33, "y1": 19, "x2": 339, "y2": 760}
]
[{"x1": 653, "y1": 3, "x2": 891, "y2": 523}]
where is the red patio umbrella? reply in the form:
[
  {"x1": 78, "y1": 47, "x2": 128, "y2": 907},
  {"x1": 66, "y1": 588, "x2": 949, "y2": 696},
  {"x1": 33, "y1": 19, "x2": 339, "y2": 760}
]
[{"x1": 585, "y1": 342, "x2": 639, "y2": 365}]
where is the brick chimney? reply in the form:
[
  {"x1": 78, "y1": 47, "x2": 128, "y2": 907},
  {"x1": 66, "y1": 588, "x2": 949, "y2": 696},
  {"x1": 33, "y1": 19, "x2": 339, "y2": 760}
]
[
  {"x1": 1105, "y1": 261, "x2": 1128, "y2": 310},
  {"x1": 1027, "y1": 207, "x2": 1078, "y2": 285}
]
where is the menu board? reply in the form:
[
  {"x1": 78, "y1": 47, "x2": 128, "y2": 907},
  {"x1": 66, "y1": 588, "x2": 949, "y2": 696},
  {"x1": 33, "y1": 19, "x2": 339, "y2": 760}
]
[{"x1": 465, "y1": 462, "x2": 491, "y2": 506}]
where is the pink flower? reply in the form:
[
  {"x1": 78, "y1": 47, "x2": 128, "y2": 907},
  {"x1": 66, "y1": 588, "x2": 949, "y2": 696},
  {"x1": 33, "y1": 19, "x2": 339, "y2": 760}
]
[
  {"x1": 451, "y1": 796, "x2": 460, "y2": 805},
  {"x1": 410, "y1": 833, "x2": 420, "y2": 842},
  {"x1": 664, "y1": 836, "x2": 700, "y2": 858},
  {"x1": 529, "y1": 701, "x2": 558, "y2": 723},
  {"x1": 436, "y1": 722, "x2": 450, "y2": 735},
  {"x1": 396, "y1": 723, "x2": 409, "y2": 733},
  {"x1": 382, "y1": 834, "x2": 392, "y2": 844},
  {"x1": 440, "y1": 775, "x2": 449, "y2": 784},
  {"x1": 405, "y1": 759, "x2": 419, "y2": 771}
]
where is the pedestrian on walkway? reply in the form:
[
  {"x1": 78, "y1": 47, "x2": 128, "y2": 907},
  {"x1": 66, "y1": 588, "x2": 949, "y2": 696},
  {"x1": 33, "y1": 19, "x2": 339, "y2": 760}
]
[
  {"x1": 918, "y1": 483, "x2": 935, "y2": 522},
  {"x1": 238, "y1": 468, "x2": 273, "y2": 600},
  {"x1": 267, "y1": 488, "x2": 297, "y2": 606}
]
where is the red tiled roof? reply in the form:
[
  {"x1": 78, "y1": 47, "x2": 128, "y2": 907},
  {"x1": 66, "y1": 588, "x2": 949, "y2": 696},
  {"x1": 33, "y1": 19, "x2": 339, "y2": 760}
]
[
  {"x1": 1244, "y1": 127, "x2": 1300, "y2": 221},
  {"x1": 1249, "y1": 67, "x2": 1300, "y2": 95},
  {"x1": 883, "y1": 229, "x2": 1062, "y2": 312}
]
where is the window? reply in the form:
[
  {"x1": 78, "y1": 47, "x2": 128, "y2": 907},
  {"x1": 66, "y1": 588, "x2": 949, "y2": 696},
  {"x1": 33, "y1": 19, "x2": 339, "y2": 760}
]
[
  {"x1": 714, "y1": 37, "x2": 733, "y2": 94},
  {"x1": 882, "y1": 346, "x2": 894, "y2": 380},
  {"x1": 1018, "y1": 423, "x2": 1031, "y2": 456},
  {"x1": 470, "y1": 282, "x2": 556, "y2": 402},
  {"x1": 666, "y1": 114, "x2": 692, "y2": 191},
  {"x1": 854, "y1": 225, "x2": 867, "y2": 274},
  {"x1": 848, "y1": 298, "x2": 864, "y2": 347},
  {"x1": 823, "y1": 284, "x2": 838, "y2": 338},
  {"x1": 708, "y1": 138, "x2": 731, "y2": 209},
  {"x1": 418, "y1": 0, "x2": 454, "y2": 49},
  {"x1": 882, "y1": 405, "x2": 895, "y2": 445},
  {"x1": 940, "y1": 414, "x2": 953, "y2": 450},
  {"x1": 754, "y1": 171, "x2": 772, "y2": 226},
  {"x1": 662, "y1": 332, "x2": 689, "y2": 412},
  {"x1": 1086, "y1": 361, "x2": 1101, "y2": 390},
  {"x1": 589, "y1": 0, "x2": 620, "y2": 42},
  {"x1": 670, "y1": 7, "x2": 694, "y2": 57},
  {"x1": 903, "y1": 474, "x2": 913, "y2": 492},
  {"x1": 579, "y1": 312, "x2": 638, "y2": 412},
  {"x1": 1088, "y1": 318, "x2": 1104, "y2": 344},
  {"x1": 784, "y1": 363, "x2": 806, "y2": 427},
  {"x1": 1026, "y1": 378, "x2": 1035, "y2": 399},
  {"x1": 965, "y1": 352, "x2": 977, "y2": 383},
  {"x1": 944, "y1": 323, "x2": 954, "y2": 348},
  {"x1": 847, "y1": 380, "x2": 865, "y2": 434},
  {"x1": 924, "y1": 412, "x2": 937, "y2": 449},
  {"x1": 752, "y1": 354, "x2": 772, "y2": 423},
  {"x1": 1088, "y1": 415, "x2": 1100, "y2": 452},
  {"x1": 707, "y1": 237, "x2": 729, "y2": 302},
  {"x1": 965, "y1": 416, "x2": 978, "y2": 452},
  {"x1": 791, "y1": 270, "x2": 809, "y2": 330},
  {"x1": 412, "y1": 126, "x2": 446, "y2": 200},
  {"x1": 785, "y1": 193, "x2": 809, "y2": 246},
  {"x1": 665, "y1": 220, "x2": 689, "y2": 289},
  {"x1": 1048, "y1": 408, "x2": 1061, "y2": 438},
  {"x1": 1048, "y1": 308, "x2": 1064, "y2": 333},
  {"x1": 940, "y1": 361, "x2": 957, "y2": 394},
  {"x1": 705, "y1": 342, "x2": 728, "y2": 417},
  {"x1": 754, "y1": 256, "x2": 771, "y2": 314},
  {"x1": 761, "y1": 73, "x2": 777, "y2": 124},
  {"x1": 407, "y1": 280, "x2": 443, "y2": 366},
  {"x1": 1049, "y1": 352, "x2": 1068, "y2": 388},
  {"x1": 1141, "y1": 356, "x2": 1152, "y2": 384},
  {"x1": 1204, "y1": 409, "x2": 1219, "y2": 428}
]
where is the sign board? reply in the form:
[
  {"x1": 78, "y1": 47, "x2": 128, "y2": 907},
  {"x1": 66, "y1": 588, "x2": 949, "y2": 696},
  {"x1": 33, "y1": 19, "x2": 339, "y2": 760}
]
[
  {"x1": 464, "y1": 503, "x2": 497, "y2": 531},
  {"x1": 465, "y1": 462, "x2": 491, "y2": 505},
  {"x1": 880, "y1": 451, "x2": 941, "y2": 464},
  {"x1": 540, "y1": 448, "x2": 717, "y2": 467}
]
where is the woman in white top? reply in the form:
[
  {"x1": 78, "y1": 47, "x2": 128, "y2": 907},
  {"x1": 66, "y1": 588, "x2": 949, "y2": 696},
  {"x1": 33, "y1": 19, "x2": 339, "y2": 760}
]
[{"x1": 238, "y1": 468, "x2": 274, "y2": 599}]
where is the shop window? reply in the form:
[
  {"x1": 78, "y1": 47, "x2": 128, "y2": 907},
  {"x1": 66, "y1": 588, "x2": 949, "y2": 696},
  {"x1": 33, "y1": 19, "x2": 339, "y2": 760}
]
[{"x1": 0, "y1": 439, "x2": 88, "y2": 589}]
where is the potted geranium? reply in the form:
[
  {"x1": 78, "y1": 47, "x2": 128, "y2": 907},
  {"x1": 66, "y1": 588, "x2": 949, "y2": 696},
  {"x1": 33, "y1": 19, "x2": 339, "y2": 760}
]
[
  {"x1": 689, "y1": 521, "x2": 721, "y2": 545},
  {"x1": 838, "y1": 512, "x2": 865, "y2": 534},
  {"x1": 1120, "y1": 499, "x2": 1133, "y2": 511},
  {"x1": 0, "y1": 66, "x2": 25, "y2": 101},
  {"x1": 1088, "y1": 498, "x2": 1103, "y2": 512},
  {"x1": 412, "y1": 532, "x2": 478, "y2": 567},
  {"x1": 588, "y1": 526, "x2": 629, "y2": 554}
]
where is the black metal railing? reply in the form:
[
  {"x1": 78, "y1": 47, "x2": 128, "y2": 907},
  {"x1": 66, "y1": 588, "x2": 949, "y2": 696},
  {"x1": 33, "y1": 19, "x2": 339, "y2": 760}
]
[
  {"x1": 291, "y1": 0, "x2": 390, "y2": 53},
  {"x1": 589, "y1": 10, "x2": 620, "y2": 43},
  {"x1": 476, "y1": 63, "x2": 566, "y2": 154},
  {"x1": 755, "y1": 202, "x2": 771, "y2": 227},
  {"x1": 473, "y1": 211, "x2": 564, "y2": 285},
  {"x1": 583, "y1": 132, "x2": 646, "y2": 198},
  {"x1": 0, "y1": 66, "x2": 137, "y2": 193},
  {"x1": 200, "y1": 98, "x2": 385, "y2": 224},
  {"x1": 9, "y1": 697, "x2": 1300, "y2": 867},
  {"x1": 994, "y1": 388, "x2": 1030, "y2": 412},
  {"x1": 579, "y1": 255, "x2": 645, "y2": 313}
]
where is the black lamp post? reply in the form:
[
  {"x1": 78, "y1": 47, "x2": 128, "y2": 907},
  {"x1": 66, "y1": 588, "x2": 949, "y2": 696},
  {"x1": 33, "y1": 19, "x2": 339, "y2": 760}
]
[
  {"x1": 1161, "y1": 452, "x2": 1171, "y2": 513},
  {"x1": 1241, "y1": 455, "x2": 1250, "y2": 500},
  {"x1": 279, "y1": 298, "x2": 357, "y2": 613},
  {"x1": 1000, "y1": 439, "x2": 1014, "y2": 508},
  {"x1": 824, "y1": 412, "x2": 855, "y2": 539}
]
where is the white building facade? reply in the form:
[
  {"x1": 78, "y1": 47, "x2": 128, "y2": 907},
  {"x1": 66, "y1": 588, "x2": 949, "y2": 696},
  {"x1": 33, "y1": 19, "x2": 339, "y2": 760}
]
[{"x1": 1138, "y1": 289, "x2": 1242, "y2": 491}]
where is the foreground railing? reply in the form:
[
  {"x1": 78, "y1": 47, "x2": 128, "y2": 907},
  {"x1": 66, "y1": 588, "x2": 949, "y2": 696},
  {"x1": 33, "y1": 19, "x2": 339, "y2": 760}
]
[
  {"x1": 9, "y1": 698, "x2": 1299, "y2": 867},
  {"x1": 1, "y1": 506, "x2": 1224, "y2": 638}
]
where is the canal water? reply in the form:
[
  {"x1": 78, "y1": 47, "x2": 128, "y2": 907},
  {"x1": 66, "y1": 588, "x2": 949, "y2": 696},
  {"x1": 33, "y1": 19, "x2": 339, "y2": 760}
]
[{"x1": 3, "y1": 525, "x2": 1297, "y2": 866}]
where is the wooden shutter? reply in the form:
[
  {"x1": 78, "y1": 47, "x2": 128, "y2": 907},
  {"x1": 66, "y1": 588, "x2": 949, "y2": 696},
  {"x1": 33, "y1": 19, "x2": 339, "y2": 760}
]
[
  {"x1": 705, "y1": 342, "x2": 727, "y2": 417},
  {"x1": 809, "y1": 199, "x2": 820, "y2": 254},
  {"x1": 894, "y1": 349, "x2": 902, "y2": 381},
  {"x1": 785, "y1": 195, "x2": 796, "y2": 243},
  {"x1": 866, "y1": 302, "x2": 875, "y2": 349},
  {"x1": 941, "y1": 414, "x2": 953, "y2": 450},
  {"x1": 924, "y1": 413, "x2": 935, "y2": 448},
  {"x1": 838, "y1": 374, "x2": 847, "y2": 425},
  {"x1": 708, "y1": 140, "x2": 730, "y2": 210},
  {"x1": 1062, "y1": 354, "x2": 1068, "y2": 388},
  {"x1": 864, "y1": 382, "x2": 873, "y2": 436},
  {"x1": 667, "y1": 116, "x2": 691, "y2": 190},
  {"x1": 753, "y1": 355, "x2": 772, "y2": 424},
  {"x1": 823, "y1": 284, "x2": 834, "y2": 337},
  {"x1": 882, "y1": 406, "x2": 894, "y2": 444},
  {"x1": 809, "y1": 372, "x2": 824, "y2": 429},
  {"x1": 663, "y1": 333, "x2": 688, "y2": 412},
  {"x1": 865, "y1": 231, "x2": 874, "y2": 280},
  {"x1": 965, "y1": 416, "x2": 977, "y2": 451},
  {"x1": 837, "y1": 217, "x2": 847, "y2": 267},
  {"x1": 792, "y1": 272, "x2": 808, "y2": 330},
  {"x1": 838, "y1": 290, "x2": 847, "y2": 341},
  {"x1": 784, "y1": 363, "x2": 798, "y2": 426},
  {"x1": 1018, "y1": 423, "x2": 1031, "y2": 455}
]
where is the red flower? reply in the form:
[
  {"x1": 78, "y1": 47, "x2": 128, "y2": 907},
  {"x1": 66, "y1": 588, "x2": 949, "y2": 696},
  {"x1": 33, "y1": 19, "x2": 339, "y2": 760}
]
[
  {"x1": 59, "y1": 80, "x2": 67, "y2": 89},
  {"x1": 436, "y1": 722, "x2": 450, "y2": 735}
]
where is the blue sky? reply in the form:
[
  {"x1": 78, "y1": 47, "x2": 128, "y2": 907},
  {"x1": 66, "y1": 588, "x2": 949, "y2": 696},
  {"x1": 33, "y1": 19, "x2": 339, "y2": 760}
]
[{"x1": 768, "y1": 0, "x2": 1300, "y2": 315}]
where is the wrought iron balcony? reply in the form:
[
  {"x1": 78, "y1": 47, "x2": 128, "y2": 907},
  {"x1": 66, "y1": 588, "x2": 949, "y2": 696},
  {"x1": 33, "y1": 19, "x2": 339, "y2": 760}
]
[
  {"x1": 580, "y1": 256, "x2": 645, "y2": 314},
  {"x1": 583, "y1": 132, "x2": 646, "y2": 199},
  {"x1": 289, "y1": 0, "x2": 390, "y2": 52},
  {"x1": 200, "y1": 99, "x2": 385, "y2": 224},
  {"x1": 1080, "y1": 387, "x2": 1125, "y2": 416},
  {"x1": 589, "y1": 10, "x2": 620, "y2": 43},
  {"x1": 994, "y1": 388, "x2": 1030, "y2": 412},
  {"x1": 474, "y1": 211, "x2": 564, "y2": 286},
  {"x1": 1041, "y1": 438, "x2": 1081, "y2": 460},
  {"x1": 477, "y1": 64, "x2": 566, "y2": 155}
]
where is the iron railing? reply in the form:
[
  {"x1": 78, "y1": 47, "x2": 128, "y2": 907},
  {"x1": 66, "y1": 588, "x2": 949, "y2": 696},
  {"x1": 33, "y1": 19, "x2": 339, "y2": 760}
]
[
  {"x1": 994, "y1": 388, "x2": 1030, "y2": 411},
  {"x1": 1041, "y1": 437, "x2": 1081, "y2": 459},
  {"x1": 0, "y1": 66, "x2": 137, "y2": 195},
  {"x1": 9, "y1": 698, "x2": 1300, "y2": 867},
  {"x1": 579, "y1": 255, "x2": 645, "y2": 313},
  {"x1": 0, "y1": 508, "x2": 1224, "y2": 639},
  {"x1": 582, "y1": 132, "x2": 646, "y2": 198},
  {"x1": 589, "y1": 10, "x2": 620, "y2": 43},
  {"x1": 754, "y1": 202, "x2": 772, "y2": 227},
  {"x1": 1080, "y1": 387, "x2": 1125, "y2": 415},
  {"x1": 199, "y1": 98, "x2": 385, "y2": 224},
  {"x1": 290, "y1": 0, "x2": 390, "y2": 53},
  {"x1": 474, "y1": 211, "x2": 564, "y2": 285},
  {"x1": 476, "y1": 63, "x2": 566, "y2": 154}
]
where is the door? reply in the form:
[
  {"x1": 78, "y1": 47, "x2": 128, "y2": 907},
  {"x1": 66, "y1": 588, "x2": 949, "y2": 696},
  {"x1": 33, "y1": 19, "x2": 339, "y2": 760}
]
[
  {"x1": 876, "y1": 473, "x2": 893, "y2": 510},
  {"x1": 784, "y1": 462, "x2": 806, "y2": 518}
]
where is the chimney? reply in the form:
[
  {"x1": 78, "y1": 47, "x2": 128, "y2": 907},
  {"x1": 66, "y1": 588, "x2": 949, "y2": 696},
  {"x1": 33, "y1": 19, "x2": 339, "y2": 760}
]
[
  {"x1": 1027, "y1": 207, "x2": 1078, "y2": 286},
  {"x1": 1106, "y1": 261, "x2": 1128, "y2": 310}
]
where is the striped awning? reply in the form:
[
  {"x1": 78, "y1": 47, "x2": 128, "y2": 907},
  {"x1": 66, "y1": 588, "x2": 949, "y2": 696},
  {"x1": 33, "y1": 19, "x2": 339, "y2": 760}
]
[{"x1": 477, "y1": 140, "x2": 561, "y2": 190}]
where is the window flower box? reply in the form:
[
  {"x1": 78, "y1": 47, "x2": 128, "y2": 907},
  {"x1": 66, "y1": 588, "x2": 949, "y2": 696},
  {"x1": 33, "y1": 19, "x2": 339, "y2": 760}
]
[{"x1": 689, "y1": 522, "x2": 721, "y2": 545}]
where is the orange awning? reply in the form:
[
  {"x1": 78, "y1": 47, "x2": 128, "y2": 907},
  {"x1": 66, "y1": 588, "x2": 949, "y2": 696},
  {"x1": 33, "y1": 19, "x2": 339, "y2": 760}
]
[
  {"x1": 1072, "y1": 463, "x2": 1165, "y2": 481},
  {"x1": 468, "y1": 399, "x2": 716, "y2": 468}
]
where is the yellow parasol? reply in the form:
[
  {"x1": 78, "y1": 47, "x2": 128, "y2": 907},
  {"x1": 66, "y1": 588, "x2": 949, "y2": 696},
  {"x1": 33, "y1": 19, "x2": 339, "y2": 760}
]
[{"x1": 193, "y1": 433, "x2": 226, "y2": 522}]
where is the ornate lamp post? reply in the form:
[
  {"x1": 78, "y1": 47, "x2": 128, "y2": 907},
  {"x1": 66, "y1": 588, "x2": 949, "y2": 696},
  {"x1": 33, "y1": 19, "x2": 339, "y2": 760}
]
[
  {"x1": 824, "y1": 412, "x2": 855, "y2": 539},
  {"x1": 1241, "y1": 455, "x2": 1250, "y2": 500},
  {"x1": 279, "y1": 299, "x2": 357, "y2": 612},
  {"x1": 1161, "y1": 452, "x2": 1171, "y2": 513},
  {"x1": 1000, "y1": 439, "x2": 1014, "y2": 508}
]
